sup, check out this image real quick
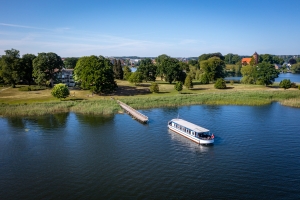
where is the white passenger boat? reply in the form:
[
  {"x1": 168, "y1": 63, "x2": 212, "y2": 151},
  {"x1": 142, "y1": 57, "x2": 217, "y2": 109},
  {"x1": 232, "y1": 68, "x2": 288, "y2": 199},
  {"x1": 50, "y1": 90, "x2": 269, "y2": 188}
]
[{"x1": 168, "y1": 118, "x2": 214, "y2": 144}]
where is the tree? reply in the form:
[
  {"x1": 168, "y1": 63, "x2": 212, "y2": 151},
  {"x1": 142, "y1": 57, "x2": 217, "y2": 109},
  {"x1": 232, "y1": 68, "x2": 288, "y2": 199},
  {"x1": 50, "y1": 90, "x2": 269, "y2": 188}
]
[
  {"x1": 63, "y1": 57, "x2": 79, "y2": 69},
  {"x1": 214, "y1": 78, "x2": 226, "y2": 89},
  {"x1": 256, "y1": 62, "x2": 279, "y2": 86},
  {"x1": 51, "y1": 83, "x2": 70, "y2": 99},
  {"x1": 224, "y1": 53, "x2": 240, "y2": 64},
  {"x1": 123, "y1": 66, "x2": 132, "y2": 80},
  {"x1": 199, "y1": 73, "x2": 210, "y2": 84},
  {"x1": 149, "y1": 82, "x2": 159, "y2": 93},
  {"x1": 74, "y1": 55, "x2": 117, "y2": 94},
  {"x1": 174, "y1": 81, "x2": 183, "y2": 93},
  {"x1": 250, "y1": 57, "x2": 256, "y2": 66},
  {"x1": 33, "y1": 52, "x2": 64, "y2": 87},
  {"x1": 200, "y1": 57, "x2": 226, "y2": 81},
  {"x1": 241, "y1": 65, "x2": 256, "y2": 84},
  {"x1": 279, "y1": 79, "x2": 292, "y2": 90},
  {"x1": 199, "y1": 52, "x2": 224, "y2": 63},
  {"x1": 184, "y1": 75, "x2": 193, "y2": 89},
  {"x1": 188, "y1": 59, "x2": 198, "y2": 67},
  {"x1": 289, "y1": 58, "x2": 297, "y2": 65},
  {"x1": 113, "y1": 59, "x2": 124, "y2": 80},
  {"x1": 137, "y1": 58, "x2": 157, "y2": 82},
  {"x1": 291, "y1": 63, "x2": 300, "y2": 74},
  {"x1": 156, "y1": 55, "x2": 182, "y2": 83},
  {"x1": 20, "y1": 54, "x2": 36, "y2": 85},
  {"x1": 0, "y1": 49, "x2": 22, "y2": 87},
  {"x1": 128, "y1": 72, "x2": 143, "y2": 85}
]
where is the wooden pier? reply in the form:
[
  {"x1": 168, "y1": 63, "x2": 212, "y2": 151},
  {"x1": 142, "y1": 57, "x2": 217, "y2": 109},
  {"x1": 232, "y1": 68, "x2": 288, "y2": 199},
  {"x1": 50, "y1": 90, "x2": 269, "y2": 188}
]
[{"x1": 117, "y1": 100, "x2": 148, "y2": 123}]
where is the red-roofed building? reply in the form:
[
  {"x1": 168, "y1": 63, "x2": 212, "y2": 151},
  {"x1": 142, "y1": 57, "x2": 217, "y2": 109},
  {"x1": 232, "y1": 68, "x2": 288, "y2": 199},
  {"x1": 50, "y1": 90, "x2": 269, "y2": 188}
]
[{"x1": 241, "y1": 52, "x2": 259, "y2": 66}]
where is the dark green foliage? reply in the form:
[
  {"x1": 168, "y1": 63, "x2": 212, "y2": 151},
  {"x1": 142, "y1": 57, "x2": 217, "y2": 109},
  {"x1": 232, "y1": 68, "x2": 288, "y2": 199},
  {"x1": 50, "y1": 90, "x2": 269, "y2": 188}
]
[
  {"x1": 74, "y1": 55, "x2": 117, "y2": 94},
  {"x1": 241, "y1": 65, "x2": 256, "y2": 84},
  {"x1": 199, "y1": 73, "x2": 210, "y2": 84},
  {"x1": 291, "y1": 63, "x2": 300, "y2": 74},
  {"x1": 224, "y1": 53, "x2": 240, "y2": 64},
  {"x1": 51, "y1": 83, "x2": 70, "y2": 99},
  {"x1": 259, "y1": 54, "x2": 284, "y2": 65},
  {"x1": 289, "y1": 58, "x2": 297, "y2": 65},
  {"x1": 174, "y1": 81, "x2": 183, "y2": 92},
  {"x1": 116, "y1": 60, "x2": 124, "y2": 80},
  {"x1": 291, "y1": 82, "x2": 297, "y2": 88},
  {"x1": 200, "y1": 57, "x2": 226, "y2": 81},
  {"x1": 198, "y1": 52, "x2": 224, "y2": 63},
  {"x1": 179, "y1": 61, "x2": 190, "y2": 72},
  {"x1": 20, "y1": 54, "x2": 36, "y2": 85},
  {"x1": 279, "y1": 79, "x2": 291, "y2": 90},
  {"x1": 214, "y1": 78, "x2": 226, "y2": 89},
  {"x1": 149, "y1": 82, "x2": 159, "y2": 93},
  {"x1": 0, "y1": 49, "x2": 22, "y2": 88},
  {"x1": 128, "y1": 72, "x2": 143, "y2": 85},
  {"x1": 184, "y1": 75, "x2": 193, "y2": 89},
  {"x1": 256, "y1": 62, "x2": 279, "y2": 86},
  {"x1": 156, "y1": 54, "x2": 182, "y2": 84},
  {"x1": 33, "y1": 52, "x2": 64, "y2": 87},
  {"x1": 19, "y1": 85, "x2": 47, "y2": 91},
  {"x1": 123, "y1": 66, "x2": 132, "y2": 80},
  {"x1": 63, "y1": 57, "x2": 79, "y2": 69},
  {"x1": 188, "y1": 60, "x2": 198, "y2": 67},
  {"x1": 137, "y1": 58, "x2": 157, "y2": 81}
]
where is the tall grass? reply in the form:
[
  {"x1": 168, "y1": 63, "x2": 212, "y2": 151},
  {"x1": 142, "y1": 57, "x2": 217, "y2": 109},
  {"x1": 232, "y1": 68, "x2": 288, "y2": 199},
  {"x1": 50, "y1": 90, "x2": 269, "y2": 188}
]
[{"x1": 1, "y1": 90, "x2": 300, "y2": 117}]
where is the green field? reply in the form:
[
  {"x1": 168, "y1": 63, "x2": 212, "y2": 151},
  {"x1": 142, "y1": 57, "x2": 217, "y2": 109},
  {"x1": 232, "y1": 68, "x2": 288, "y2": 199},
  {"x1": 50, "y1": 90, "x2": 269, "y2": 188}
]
[{"x1": 0, "y1": 80, "x2": 300, "y2": 117}]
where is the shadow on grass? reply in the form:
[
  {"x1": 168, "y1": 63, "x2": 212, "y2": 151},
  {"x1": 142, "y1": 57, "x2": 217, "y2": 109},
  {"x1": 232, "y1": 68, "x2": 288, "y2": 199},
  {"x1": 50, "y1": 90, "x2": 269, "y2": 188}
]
[
  {"x1": 190, "y1": 88, "x2": 209, "y2": 91},
  {"x1": 180, "y1": 92, "x2": 195, "y2": 94},
  {"x1": 158, "y1": 92, "x2": 170, "y2": 94},
  {"x1": 224, "y1": 87, "x2": 235, "y2": 90},
  {"x1": 112, "y1": 85, "x2": 151, "y2": 96},
  {"x1": 267, "y1": 85, "x2": 280, "y2": 89}
]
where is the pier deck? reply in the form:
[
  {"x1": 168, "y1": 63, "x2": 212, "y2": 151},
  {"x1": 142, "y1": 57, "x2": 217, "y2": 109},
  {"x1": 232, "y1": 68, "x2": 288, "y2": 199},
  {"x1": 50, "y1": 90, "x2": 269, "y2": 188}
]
[{"x1": 117, "y1": 100, "x2": 148, "y2": 123}]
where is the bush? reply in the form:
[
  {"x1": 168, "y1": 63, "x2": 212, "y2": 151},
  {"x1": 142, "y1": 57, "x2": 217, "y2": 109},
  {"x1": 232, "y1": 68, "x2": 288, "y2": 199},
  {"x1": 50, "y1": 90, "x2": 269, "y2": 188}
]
[
  {"x1": 279, "y1": 79, "x2": 292, "y2": 90},
  {"x1": 174, "y1": 82, "x2": 183, "y2": 93},
  {"x1": 298, "y1": 85, "x2": 300, "y2": 90},
  {"x1": 230, "y1": 80, "x2": 234, "y2": 85},
  {"x1": 291, "y1": 82, "x2": 297, "y2": 88},
  {"x1": 149, "y1": 83, "x2": 159, "y2": 93},
  {"x1": 51, "y1": 83, "x2": 70, "y2": 100},
  {"x1": 214, "y1": 78, "x2": 227, "y2": 89},
  {"x1": 184, "y1": 75, "x2": 193, "y2": 89},
  {"x1": 18, "y1": 85, "x2": 47, "y2": 91},
  {"x1": 199, "y1": 73, "x2": 209, "y2": 84}
]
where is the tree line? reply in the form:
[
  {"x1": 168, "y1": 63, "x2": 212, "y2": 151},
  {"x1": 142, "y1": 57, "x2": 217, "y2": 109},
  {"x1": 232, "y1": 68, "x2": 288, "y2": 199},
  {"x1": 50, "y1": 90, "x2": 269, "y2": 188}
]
[{"x1": 2, "y1": 48, "x2": 298, "y2": 94}]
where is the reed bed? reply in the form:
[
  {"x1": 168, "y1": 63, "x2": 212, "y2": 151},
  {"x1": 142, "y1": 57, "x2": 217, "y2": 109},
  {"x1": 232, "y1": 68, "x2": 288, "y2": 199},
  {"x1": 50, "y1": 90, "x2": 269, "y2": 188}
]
[
  {"x1": 0, "y1": 102, "x2": 74, "y2": 117},
  {"x1": 119, "y1": 90, "x2": 300, "y2": 109},
  {"x1": 280, "y1": 98, "x2": 300, "y2": 108},
  {"x1": 70, "y1": 100, "x2": 121, "y2": 115},
  {"x1": 1, "y1": 89, "x2": 300, "y2": 117}
]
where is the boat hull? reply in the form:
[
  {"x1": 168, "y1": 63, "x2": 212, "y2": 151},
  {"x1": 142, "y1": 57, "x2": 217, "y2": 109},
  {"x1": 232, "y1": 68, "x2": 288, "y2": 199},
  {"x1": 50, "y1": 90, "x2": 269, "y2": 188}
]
[{"x1": 168, "y1": 125, "x2": 214, "y2": 144}]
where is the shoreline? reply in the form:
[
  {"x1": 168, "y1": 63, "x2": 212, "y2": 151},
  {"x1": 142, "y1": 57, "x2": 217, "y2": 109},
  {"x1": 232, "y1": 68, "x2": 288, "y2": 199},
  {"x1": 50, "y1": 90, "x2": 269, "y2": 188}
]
[{"x1": 1, "y1": 90, "x2": 300, "y2": 117}]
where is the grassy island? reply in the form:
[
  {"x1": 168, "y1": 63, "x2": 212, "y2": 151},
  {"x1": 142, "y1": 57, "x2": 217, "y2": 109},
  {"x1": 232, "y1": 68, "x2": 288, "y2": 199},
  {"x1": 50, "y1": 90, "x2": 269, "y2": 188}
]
[{"x1": 1, "y1": 80, "x2": 300, "y2": 117}]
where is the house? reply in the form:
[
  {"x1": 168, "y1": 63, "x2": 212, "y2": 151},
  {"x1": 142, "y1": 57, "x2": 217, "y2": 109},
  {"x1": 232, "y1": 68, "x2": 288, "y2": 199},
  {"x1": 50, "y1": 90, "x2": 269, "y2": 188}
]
[
  {"x1": 274, "y1": 64, "x2": 282, "y2": 69},
  {"x1": 56, "y1": 68, "x2": 75, "y2": 87},
  {"x1": 241, "y1": 52, "x2": 259, "y2": 65}
]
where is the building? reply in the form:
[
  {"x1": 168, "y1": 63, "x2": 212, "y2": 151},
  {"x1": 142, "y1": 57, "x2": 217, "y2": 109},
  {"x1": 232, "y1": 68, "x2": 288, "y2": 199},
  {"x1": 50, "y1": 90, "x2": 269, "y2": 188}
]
[
  {"x1": 56, "y1": 68, "x2": 75, "y2": 87},
  {"x1": 241, "y1": 52, "x2": 259, "y2": 65}
]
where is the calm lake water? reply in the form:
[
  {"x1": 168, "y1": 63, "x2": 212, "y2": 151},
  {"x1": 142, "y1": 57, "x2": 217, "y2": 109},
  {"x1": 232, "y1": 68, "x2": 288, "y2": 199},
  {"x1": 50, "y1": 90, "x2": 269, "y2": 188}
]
[
  {"x1": 225, "y1": 73, "x2": 300, "y2": 83},
  {"x1": 1, "y1": 103, "x2": 300, "y2": 199}
]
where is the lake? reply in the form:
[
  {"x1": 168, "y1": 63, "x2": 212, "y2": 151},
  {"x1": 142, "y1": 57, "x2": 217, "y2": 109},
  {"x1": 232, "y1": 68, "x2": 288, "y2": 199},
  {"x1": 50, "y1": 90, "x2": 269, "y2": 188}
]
[
  {"x1": 225, "y1": 73, "x2": 300, "y2": 83},
  {"x1": 0, "y1": 103, "x2": 300, "y2": 199}
]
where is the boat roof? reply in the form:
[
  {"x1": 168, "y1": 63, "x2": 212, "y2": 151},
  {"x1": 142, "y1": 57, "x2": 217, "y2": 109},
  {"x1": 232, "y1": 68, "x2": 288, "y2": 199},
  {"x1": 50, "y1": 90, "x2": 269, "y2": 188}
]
[{"x1": 171, "y1": 118, "x2": 210, "y2": 133}]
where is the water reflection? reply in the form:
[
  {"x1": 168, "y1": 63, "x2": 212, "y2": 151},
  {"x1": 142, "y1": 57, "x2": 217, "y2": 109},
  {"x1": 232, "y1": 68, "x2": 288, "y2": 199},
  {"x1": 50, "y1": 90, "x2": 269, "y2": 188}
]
[
  {"x1": 25, "y1": 112, "x2": 70, "y2": 130},
  {"x1": 75, "y1": 113, "x2": 114, "y2": 127},
  {"x1": 168, "y1": 130, "x2": 213, "y2": 153},
  {"x1": 6, "y1": 117, "x2": 26, "y2": 129}
]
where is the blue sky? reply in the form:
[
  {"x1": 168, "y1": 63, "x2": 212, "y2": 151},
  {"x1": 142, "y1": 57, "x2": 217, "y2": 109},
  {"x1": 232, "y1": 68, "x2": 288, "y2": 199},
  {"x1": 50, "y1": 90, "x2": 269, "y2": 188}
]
[{"x1": 0, "y1": 0, "x2": 299, "y2": 57}]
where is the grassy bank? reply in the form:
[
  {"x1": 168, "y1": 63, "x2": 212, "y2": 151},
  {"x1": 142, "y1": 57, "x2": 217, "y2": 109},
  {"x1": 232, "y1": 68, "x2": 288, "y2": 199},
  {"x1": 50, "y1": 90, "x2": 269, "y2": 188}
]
[{"x1": 1, "y1": 82, "x2": 300, "y2": 117}]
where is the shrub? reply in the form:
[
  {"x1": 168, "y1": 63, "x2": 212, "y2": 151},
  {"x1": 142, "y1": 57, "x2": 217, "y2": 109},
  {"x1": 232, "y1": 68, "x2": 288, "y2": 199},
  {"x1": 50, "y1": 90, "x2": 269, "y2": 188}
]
[
  {"x1": 19, "y1": 86, "x2": 31, "y2": 91},
  {"x1": 214, "y1": 78, "x2": 227, "y2": 89},
  {"x1": 230, "y1": 80, "x2": 234, "y2": 85},
  {"x1": 174, "y1": 82, "x2": 183, "y2": 93},
  {"x1": 279, "y1": 79, "x2": 292, "y2": 90},
  {"x1": 298, "y1": 85, "x2": 300, "y2": 90},
  {"x1": 291, "y1": 82, "x2": 297, "y2": 88},
  {"x1": 199, "y1": 73, "x2": 209, "y2": 84},
  {"x1": 150, "y1": 82, "x2": 159, "y2": 93},
  {"x1": 184, "y1": 75, "x2": 193, "y2": 89},
  {"x1": 51, "y1": 83, "x2": 70, "y2": 100}
]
